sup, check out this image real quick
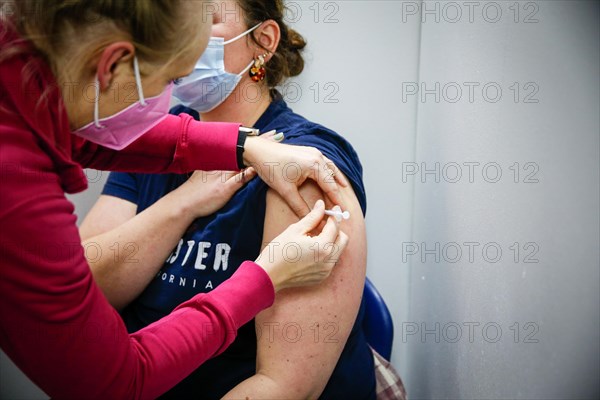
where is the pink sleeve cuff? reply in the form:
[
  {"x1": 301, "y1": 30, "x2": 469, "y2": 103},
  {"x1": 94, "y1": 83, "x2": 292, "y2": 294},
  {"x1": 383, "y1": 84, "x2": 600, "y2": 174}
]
[{"x1": 174, "y1": 114, "x2": 241, "y2": 172}]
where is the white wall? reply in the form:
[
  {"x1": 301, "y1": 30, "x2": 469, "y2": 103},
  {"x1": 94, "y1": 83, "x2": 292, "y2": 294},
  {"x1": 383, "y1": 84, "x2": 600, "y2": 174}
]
[{"x1": 2, "y1": 1, "x2": 599, "y2": 399}]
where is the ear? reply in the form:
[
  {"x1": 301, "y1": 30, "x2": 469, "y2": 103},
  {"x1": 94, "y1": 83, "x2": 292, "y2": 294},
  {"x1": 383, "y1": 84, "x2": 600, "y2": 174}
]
[
  {"x1": 253, "y1": 20, "x2": 280, "y2": 61},
  {"x1": 96, "y1": 42, "x2": 135, "y2": 90}
]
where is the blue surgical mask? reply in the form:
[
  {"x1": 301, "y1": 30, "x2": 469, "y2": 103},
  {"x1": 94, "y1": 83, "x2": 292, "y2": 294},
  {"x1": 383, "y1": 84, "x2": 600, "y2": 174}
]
[{"x1": 173, "y1": 23, "x2": 262, "y2": 113}]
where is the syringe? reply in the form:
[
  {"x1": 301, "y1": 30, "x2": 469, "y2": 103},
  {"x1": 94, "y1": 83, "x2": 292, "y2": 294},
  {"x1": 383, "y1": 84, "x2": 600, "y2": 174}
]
[{"x1": 324, "y1": 205, "x2": 350, "y2": 222}]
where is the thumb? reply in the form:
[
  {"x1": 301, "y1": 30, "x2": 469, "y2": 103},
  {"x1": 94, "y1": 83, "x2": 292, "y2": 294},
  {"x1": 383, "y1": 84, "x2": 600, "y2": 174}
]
[
  {"x1": 282, "y1": 188, "x2": 311, "y2": 219},
  {"x1": 295, "y1": 199, "x2": 326, "y2": 234},
  {"x1": 241, "y1": 167, "x2": 257, "y2": 183},
  {"x1": 225, "y1": 168, "x2": 256, "y2": 193}
]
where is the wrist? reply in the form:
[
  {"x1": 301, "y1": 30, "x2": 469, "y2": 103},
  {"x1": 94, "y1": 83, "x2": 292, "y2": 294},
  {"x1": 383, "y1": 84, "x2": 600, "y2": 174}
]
[
  {"x1": 254, "y1": 256, "x2": 284, "y2": 293},
  {"x1": 237, "y1": 126, "x2": 260, "y2": 168}
]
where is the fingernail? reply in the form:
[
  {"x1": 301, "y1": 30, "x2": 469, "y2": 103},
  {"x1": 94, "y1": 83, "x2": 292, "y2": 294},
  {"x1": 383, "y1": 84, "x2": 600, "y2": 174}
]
[
  {"x1": 273, "y1": 132, "x2": 284, "y2": 141},
  {"x1": 315, "y1": 199, "x2": 325, "y2": 209}
]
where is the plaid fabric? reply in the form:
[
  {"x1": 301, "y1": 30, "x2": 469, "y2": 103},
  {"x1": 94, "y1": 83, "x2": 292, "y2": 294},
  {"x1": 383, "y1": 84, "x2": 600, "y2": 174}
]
[{"x1": 372, "y1": 347, "x2": 407, "y2": 400}]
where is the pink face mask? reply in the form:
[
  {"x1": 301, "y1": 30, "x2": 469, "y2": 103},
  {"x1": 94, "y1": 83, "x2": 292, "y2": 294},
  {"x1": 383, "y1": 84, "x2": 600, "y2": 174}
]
[{"x1": 73, "y1": 56, "x2": 173, "y2": 150}]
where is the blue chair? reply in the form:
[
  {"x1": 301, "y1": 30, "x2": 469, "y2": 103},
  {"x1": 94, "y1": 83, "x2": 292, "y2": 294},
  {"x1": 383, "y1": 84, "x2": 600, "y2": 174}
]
[{"x1": 362, "y1": 277, "x2": 394, "y2": 360}]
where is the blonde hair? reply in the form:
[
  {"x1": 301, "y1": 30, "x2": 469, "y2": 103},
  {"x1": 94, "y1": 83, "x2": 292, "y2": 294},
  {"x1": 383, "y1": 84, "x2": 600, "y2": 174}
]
[{"x1": 1, "y1": 0, "x2": 201, "y2": 81}]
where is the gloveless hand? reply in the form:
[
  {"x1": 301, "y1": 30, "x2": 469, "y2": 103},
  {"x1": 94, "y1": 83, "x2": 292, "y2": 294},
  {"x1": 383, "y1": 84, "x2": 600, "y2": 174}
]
[
  {"x1": 176, "y1": 168, "x2": 257, "y2": 219},
  {"x1": 255, "y1": 200, "x2": 349, "y2": 292},
  {"x1": 242, "y1": 137, "x2": 349, "y2": 218}
]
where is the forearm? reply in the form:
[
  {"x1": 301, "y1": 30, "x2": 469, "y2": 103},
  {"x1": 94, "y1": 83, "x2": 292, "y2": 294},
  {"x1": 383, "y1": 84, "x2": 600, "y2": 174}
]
[
  {"x1": 84, "y1": 189, "x2": 197, "y2": 309},
  {"x1": 2, "y1": 257, "x2": 274, "y2": 400},
  {"x1": 73, "y1": 114, "x2": 241, "y2": 173}
]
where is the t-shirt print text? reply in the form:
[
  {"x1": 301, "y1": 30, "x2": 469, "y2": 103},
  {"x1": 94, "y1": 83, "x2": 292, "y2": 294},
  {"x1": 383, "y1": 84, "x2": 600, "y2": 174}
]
[
  {"x1": 156, "y1": 239, "x2": 232, "y2": 290},
  {"x1": 166, "y1": 239, "x2": 231, "y2": 271}
]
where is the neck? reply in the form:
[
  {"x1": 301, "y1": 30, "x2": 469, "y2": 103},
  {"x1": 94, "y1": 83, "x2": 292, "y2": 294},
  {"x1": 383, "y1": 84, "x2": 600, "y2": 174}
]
[
  {"x1": 200, "y1": 81, "x2": 272, "y2": 127},
  {"x1": 53, "y1": 55, "x2": 84, "y2": 130},
  {"x1": 57, "y1": 75, "x2": 95, "y2": 131}
]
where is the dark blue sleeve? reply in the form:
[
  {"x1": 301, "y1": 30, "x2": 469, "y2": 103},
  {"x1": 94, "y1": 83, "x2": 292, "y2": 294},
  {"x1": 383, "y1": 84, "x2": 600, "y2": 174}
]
[
  {"x1": 102, "y1": 172, "x2": 140, "y2": 205},
  {"x1": 285, "y1": 128, "x2": 367, "y2": 216},
  {"x1": 169, "y1": 104, "x2": 199, "y2": 120}
]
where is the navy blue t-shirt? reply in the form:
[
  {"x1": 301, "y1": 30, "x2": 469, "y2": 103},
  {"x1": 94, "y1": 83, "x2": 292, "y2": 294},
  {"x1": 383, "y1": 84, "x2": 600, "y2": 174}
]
[{"x1": 103, "y1": 94, "x2": 375, "y2": 400}]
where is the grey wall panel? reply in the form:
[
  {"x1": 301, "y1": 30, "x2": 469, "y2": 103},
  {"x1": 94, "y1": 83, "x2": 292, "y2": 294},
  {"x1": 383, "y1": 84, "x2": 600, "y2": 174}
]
[{"x1": 409, "y1": 1, "x2": 599, "y2": 398}]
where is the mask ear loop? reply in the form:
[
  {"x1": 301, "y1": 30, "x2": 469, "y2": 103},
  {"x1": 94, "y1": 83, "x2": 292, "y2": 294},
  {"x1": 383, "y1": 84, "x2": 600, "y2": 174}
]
[
  {"x1": 238, "y1": 59, "x2": 256, "y2": 77},
  {"x1": 93, "y1": 55, "x2": 145, "y2": 128},
  {"x1": 133, "y1": 56, "x2": 147, "y2": 106},
  {"x1": 93, "y1": 79, "x2": 103, "y2": 129},
  {"x1": 223, "y1": 22, "x2": 262, "y2": 45},
  {"x1": 222, "y1": 22, "x2": 265, "y2": 77}
]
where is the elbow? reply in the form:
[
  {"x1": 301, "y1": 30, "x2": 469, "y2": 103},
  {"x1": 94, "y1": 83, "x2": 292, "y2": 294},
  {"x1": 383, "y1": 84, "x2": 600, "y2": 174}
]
[
  {"x1": 87, "y1": 261, "x2": 126, "y2": 310},
  {"x1": 291, "y1": 381, "x2": 328, "y2": 399},
  {"x1": 258, "y1": 371, "x2": 328, "y2": 399}
]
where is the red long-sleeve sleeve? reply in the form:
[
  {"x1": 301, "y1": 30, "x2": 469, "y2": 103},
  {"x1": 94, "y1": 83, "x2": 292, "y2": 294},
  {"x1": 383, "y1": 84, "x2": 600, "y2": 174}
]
[{"x1": 0, "y1": 114, "x2": 274, "y2": 398}]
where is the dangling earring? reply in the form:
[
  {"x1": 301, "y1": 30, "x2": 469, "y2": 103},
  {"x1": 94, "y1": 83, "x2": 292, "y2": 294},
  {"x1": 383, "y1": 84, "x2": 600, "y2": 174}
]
[{"x1": 249, "y1": 53, "x2": 268, "y2": 82}]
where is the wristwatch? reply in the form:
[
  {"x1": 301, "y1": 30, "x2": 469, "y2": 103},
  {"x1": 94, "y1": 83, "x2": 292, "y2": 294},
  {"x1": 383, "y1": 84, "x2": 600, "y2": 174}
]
[{"x1": 236, "y1": 126, "x2": 260, "y2": 169}]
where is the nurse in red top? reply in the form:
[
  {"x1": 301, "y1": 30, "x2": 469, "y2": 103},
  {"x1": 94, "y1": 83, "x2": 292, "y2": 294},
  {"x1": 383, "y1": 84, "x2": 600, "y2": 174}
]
[{"x1": 0, "y1": 1, "x2": 350, "y2": 399}]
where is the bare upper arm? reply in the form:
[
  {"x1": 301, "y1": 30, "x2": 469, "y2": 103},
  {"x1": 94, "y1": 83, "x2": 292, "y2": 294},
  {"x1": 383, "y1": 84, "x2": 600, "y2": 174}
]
[
  {"x1": 79, "y1": 195, "x2": 137, "y2": 241},
  {"x1": 255, "y1": 172, "x2": 367, "y2": 398}
]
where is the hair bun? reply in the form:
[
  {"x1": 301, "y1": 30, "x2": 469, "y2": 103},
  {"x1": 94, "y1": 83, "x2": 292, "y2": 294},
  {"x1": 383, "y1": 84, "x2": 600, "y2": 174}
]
[
  {"x1": 287, "y1": 28, "x2": 306, "y2": 51},
  {"x1": 281, "y1": 27, "x2": 305, "y2": 78}
]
